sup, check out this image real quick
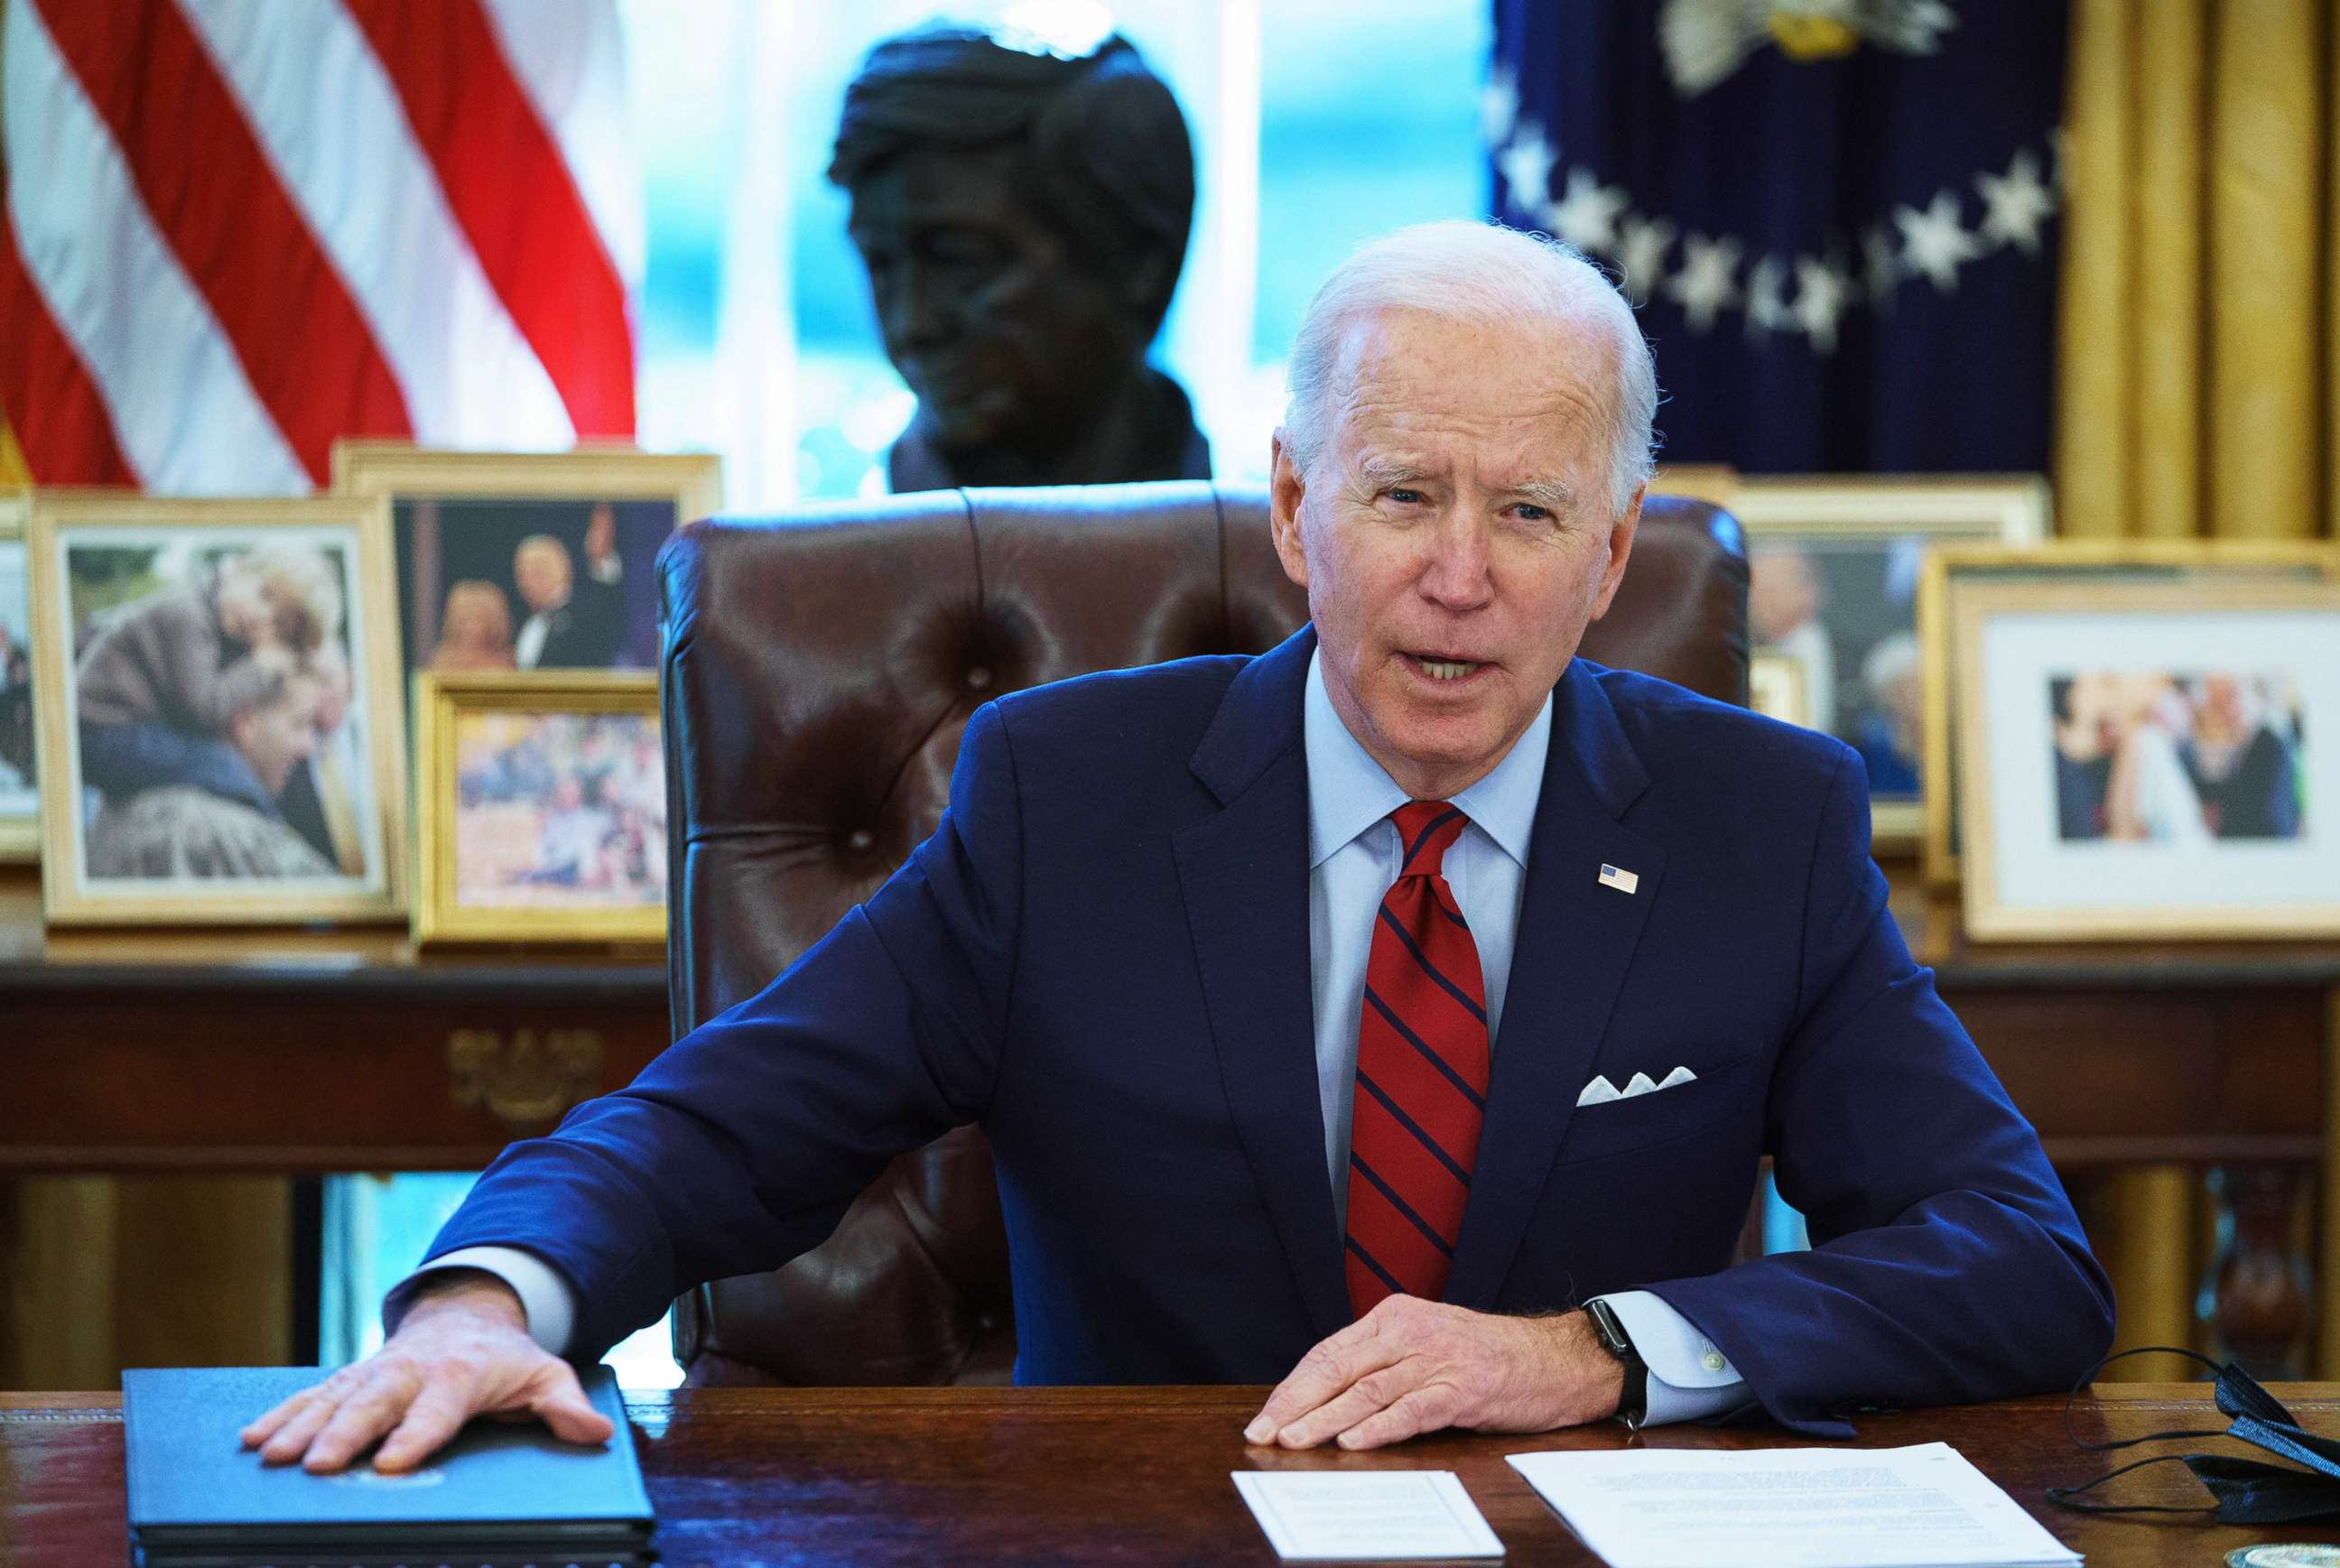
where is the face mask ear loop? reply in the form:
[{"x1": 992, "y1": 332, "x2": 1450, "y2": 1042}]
[
  {"x1": 2063, "y1": 1345, "x2": 2231, "y2": 1452},
  {"x1": 2045, "y1": 1452, "x2": 2220, "y2": 1515}
]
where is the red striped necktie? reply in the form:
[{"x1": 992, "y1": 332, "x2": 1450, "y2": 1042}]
[{"x1": 1343, "y1": 800, "x2": 1490, "y2": 1317}]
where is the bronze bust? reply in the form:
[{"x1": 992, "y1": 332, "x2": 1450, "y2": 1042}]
[{"x1": 831, "y1": 25, "x2": 1209, "y2": 491}]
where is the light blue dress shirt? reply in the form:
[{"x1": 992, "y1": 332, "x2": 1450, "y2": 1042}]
[
  {"x1": 404, "y1": 652, "x2": 1750, "y2": 1426},
  {"x1": 1302, "y1": 650, "x2": 1748, "y2": 1427}
]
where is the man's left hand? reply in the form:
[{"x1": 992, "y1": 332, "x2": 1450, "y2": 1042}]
[{"x1": 1244, "y1": 1296, "x2": 1624, "y2": 1451}]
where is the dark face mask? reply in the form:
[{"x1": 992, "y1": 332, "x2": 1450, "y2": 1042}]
[{"x1": 2048, "y1": 1347, "x2": 2340, "y2": 1525}]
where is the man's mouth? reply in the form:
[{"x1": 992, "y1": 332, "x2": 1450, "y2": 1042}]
[{"x1": 1403, "y1": 652, "x2": 1490, "y2": 683}]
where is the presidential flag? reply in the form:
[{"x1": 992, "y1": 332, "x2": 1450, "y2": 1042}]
[
  {"x1": 0, "y1": 0, "x2": 641, "y2": 494},
  {"x1": 1488, "y1": 1, "x2": 2066, "y2": 471}
]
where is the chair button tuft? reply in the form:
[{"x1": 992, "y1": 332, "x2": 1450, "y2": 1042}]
[
  {"x1": 965, "y1": 665, "x2": 993, "y2": 691},
  {"x1": 847, "y1": 829, "x2": 875, "y2": 852}
]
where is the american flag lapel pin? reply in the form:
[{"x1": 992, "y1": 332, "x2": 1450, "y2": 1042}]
[{"x1": 1597, "y1": 863, "x2": 1639, "y2": 895}]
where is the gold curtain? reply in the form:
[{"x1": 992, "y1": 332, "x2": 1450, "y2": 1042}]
[{"x1": 2057, "y1": 0, "x2": 2335, "y2": 540}]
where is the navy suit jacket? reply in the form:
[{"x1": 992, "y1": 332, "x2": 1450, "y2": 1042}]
[{"x1": 432, "y1": 627, "x2": 2112, "y2": 1436}]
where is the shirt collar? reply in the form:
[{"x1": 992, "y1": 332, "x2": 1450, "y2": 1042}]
[{"x1": 1303, "y1": 647, "x2": 1552, "y2": 870}]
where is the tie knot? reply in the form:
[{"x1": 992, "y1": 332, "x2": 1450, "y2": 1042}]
[{"x1": 1389, "y1": 801, "x2": 1469, "y2": 877}]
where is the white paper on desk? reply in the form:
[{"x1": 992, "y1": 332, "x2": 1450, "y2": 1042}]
[
  {"x1": 1506, "y1": 1443, "x2": 2079, "y2": 1568},
  {"x1": 1232, "y1": 1470, "x2": 1504, "y2": 1560}
]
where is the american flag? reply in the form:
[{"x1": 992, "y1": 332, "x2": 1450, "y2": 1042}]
[{"x1": 0, "y1": 0, "x2": 641, "y2": 495}]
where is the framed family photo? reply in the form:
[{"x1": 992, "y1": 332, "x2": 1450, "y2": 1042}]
[
  {"x1": 1952, "y1": 579, "x2": 2340, "y2": 941},
  {"x1": 1732, "y1": 475, "x2": 2049, "y2": 854},
  {"x1": 331, "y1": 443, "x2": 722, "y2": 680},
  {"x1": 0, "y1": 494, "x2": 36, "y2": 861},
  {"x1": 412, "y1": 671, "x2": 665, "y2": 947},
  {"x1": 26, "y1": 492, "x2": 407, "y2": 925},
  {"x1": 1917, "y1": 538, "x2": 2340, "y2": 886}
]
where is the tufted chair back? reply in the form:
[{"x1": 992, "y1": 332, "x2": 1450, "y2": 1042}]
[{"x1": 659, "y1": 480, "x2": 1748, "y2": 1386}]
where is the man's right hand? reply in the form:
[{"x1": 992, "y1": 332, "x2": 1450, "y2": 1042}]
[{"x1": 237, "y1": 1271, "x2": 615, "y2": 1475}]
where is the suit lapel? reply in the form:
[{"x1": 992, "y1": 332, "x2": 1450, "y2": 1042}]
[
  {"x1": 1446, "y1": 661, "x2": 1664, "y2": 1310},
  {"x1": 1173, "y1": 629, "x2": 1351, "y2": 1341}
]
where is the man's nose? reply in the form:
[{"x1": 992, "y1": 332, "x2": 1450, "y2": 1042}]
[{"x1": 1416, "y1": 518, "x2": 1495, "y2": 609}]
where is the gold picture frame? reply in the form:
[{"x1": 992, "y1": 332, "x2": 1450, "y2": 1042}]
[
  {"x1": 28, "y1": 490, "x2": 408, "y2": 925},
  {"x1": 1952, "y1": 577, "x2": 2340, "y2": 941},
  {"x1": 413, "y1": 669, "x2": 664, "y2": 948},
  {"x1": 1647, "y1": 463, "x2": 1741, "y2": 509},
  {"x1": 0, "y1": 492, "x2": 36, "y2": 862},
  {"x1": 1732, "y1": 475, "x2": 2049, "y2": 854},
  {"x1": 330, "y1": 441, "x2": 722, "y2": 680},
  {"x1": 1918, "y1": 537, "x2": 2340, "y2": 886}
]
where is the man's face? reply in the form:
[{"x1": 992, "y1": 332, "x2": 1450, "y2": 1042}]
[
  {"x1": 1269, "y1": 308, "x2": 1639, "y2": 799},
  {"x1": 515, "y1": 545, "x2": 571, "y2": 612},
  {"x1": 848, "y1": 144, "x2": 1138, "y2": 453},
  {"x1": 1747, "y1": 549, "x2": 1820, "y2": 644},
  {"x1": 231, "y1": 681, "x2": 320, "y2": 797}
]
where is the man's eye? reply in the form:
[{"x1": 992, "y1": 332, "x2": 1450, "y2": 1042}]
[
  {"x1": 1514, "y1": 504, "x2": 1552, "y2": 523},
  {"x1": 1387, "y1": 488, "x2": 1424, "y2": 505}
]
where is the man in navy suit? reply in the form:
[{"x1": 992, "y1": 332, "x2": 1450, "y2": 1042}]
[{"x1": 247, "y1": 221, "x2": 2111, "y2": 1475}]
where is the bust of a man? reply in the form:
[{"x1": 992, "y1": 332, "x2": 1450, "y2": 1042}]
[{"x1": 830, "y1": 24, "x2": 1209, "y2": 491}]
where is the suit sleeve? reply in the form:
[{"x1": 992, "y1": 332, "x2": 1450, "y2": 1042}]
[
  {"x1": 1636, "y1": 746, "x2": 2115, "y2": 1437},
  {"x1": 419, "y1": 701, "x2": 1025, "y2": 1359}
]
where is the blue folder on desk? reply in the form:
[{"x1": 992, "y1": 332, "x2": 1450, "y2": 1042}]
[{"x1": 123, "y1": 1364, "x2": 655, "y2": 1568}]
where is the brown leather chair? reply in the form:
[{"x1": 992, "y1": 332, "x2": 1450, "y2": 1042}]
[{"x1": 657, "y1": 480, "x2": 1749, "y2": 1386}]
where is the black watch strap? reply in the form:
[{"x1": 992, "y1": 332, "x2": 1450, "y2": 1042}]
[{"x1": 1584, "y1": 1299, "x2": 1648, "y2": 1425}]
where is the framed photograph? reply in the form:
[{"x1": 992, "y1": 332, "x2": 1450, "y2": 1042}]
[
  {"x1": 26, "y1": 492, "x2": 407, "y2": 925},
  {"x1": 330, "y1": 443, "x2": 722, "y2": 679},
  {"x1": 413, "y1": 670, "x2": 664, "y2": 946},
  {"x1": 0, "y1": 493, "x2": 36, "y2": 861},
  {"x1": 1918, "y1": 539, "x2": 2340, "y2": 886},
  {"x1": 1733, "y1": 476, "x2": 2048, "y2": 854},
  {"x1": 1952, "y1": 579, "x2": 2340, "y2": 941},
  {"x1": 1748, "y1": 651, "x2": 1812, "y2": 728}
]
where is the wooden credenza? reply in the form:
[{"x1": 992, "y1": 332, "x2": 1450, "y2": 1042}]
[{"x1": 5, "y1": 865, "x2": 2339, "y2": 1382}]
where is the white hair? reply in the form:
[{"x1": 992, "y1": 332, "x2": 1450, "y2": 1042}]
[{"x1": 1279, "y1": 220, "x2": 1659, "y2": 516}]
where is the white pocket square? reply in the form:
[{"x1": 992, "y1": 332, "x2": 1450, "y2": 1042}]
[{"x1": 1576, "y1": 1065, "x2": 1698, "y2": 1108}]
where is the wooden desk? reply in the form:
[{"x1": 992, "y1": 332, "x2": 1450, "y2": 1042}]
[{"x1": 5, "y1": 1384, "x2": 2335, "y2": 1565}]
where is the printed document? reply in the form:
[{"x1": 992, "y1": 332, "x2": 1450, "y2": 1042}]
[
  {"x1": 1232, "y1": 1470, "x2": 1504, "y2": 1560},
  {"x1": 1506, "y1": 1443, "x2": 2079, "y2": 1568}
]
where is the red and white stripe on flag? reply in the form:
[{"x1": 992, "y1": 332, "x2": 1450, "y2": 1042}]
[{"x1": 0, "y1": 0, "x2": 640, "y2": 495}]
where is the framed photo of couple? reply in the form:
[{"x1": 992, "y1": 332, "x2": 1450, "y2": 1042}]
[
  {"x1": 1732, "y1": 476, "x2": 2049, "y2": 854},
  {"x1": 330, "y1": 443, "x2": 722, "y2": 682},
  {"x1": 412, "y1": 671, "x2": 665, "y2": 947},
  {"x1": 25, "y1": 492, "x2": 407, "y2": 925},
  {"x1": 1917, "y1": 538, "x2": 2340, "y2": 886},
  {"x1": 1951, "y1": 576, "x2": 2340, "y2": 940}
]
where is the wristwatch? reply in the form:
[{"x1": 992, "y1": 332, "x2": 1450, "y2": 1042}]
[{"x1": 1584, "y1": 1299, "x2": 1648, "y2": 1426}]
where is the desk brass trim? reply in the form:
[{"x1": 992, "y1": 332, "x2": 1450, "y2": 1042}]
[{"x1": 446, "y1": 1027, "x2": 604, "y2": 1128}]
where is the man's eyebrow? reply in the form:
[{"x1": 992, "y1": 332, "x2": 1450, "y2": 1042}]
[
  {"x1": 1502, "y1": 478, "x2": 1576, "y2": 511},
  {"x1": 1356, "y1": 456, "x2": 1435, "y2": 487}
]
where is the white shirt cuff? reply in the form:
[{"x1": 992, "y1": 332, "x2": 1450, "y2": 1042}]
[
  {"x1": 589, "y1": 552, "x2": 622, "y2": 584},
  {"x1": 1592, "y1": 1290, "x2": 1750, "y2": 1427},
  {"x1": 385, "y1": 1246, "x2": 577, "y2": 1358}
]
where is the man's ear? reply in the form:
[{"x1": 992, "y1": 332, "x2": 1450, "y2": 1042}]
[
  {"x1": 1587, "y1": 481, "x2": 1645, "y2": 622},
  {"x1": 1268, "y1": 432, "x2": 1309, "y2": 590}
]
